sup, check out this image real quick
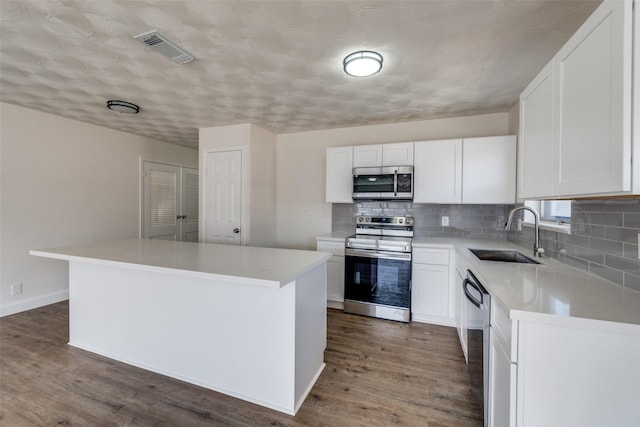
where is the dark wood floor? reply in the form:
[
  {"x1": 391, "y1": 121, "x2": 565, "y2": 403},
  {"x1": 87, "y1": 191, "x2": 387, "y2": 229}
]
[{"x1": 0, "y1": 302, "x2": 481, "y2": 426}]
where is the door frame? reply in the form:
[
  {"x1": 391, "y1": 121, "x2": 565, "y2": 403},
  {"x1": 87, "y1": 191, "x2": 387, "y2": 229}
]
[
  {"x1": 200, "y1": 146, "x2": 249, "y2": 245},
  {"x1": 139, "y1": 158, "x2": 198, "y2": 240}
]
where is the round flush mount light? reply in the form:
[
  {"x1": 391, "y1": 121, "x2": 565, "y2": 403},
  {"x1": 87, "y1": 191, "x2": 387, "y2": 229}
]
[
  {"x1": 343, "y1": 50, "x2": 383, "y2": 77},
  {"x1": 107, "y1": 100, "x2": 140, "y2": 114}
]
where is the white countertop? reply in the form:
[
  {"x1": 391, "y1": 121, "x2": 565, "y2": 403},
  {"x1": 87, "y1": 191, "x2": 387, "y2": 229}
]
[
  {"x1": 414, "y1": 237, "x2": 640, "y2": 328},
  {"x1": 31, "y1": 238, "x2": 331, "y2": 289},
  {"x1": 316, "y1": 232, "x2": 352, "y2": 242}
]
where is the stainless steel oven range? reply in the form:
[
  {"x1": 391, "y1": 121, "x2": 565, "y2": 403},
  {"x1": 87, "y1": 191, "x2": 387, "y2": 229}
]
[{"x1": 344, "y1": 215, "x2": 413, "y2": 322}]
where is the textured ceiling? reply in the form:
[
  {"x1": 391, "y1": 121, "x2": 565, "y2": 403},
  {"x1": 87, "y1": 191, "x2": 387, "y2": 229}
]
[{"x1": 0, "y1": 0, "x2": 601, "y2": 149}]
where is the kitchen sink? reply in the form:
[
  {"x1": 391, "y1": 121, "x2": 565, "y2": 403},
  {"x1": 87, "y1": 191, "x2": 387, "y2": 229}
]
[{"x1": 469, "y1": 248, "x2": 540, "y2": 264}]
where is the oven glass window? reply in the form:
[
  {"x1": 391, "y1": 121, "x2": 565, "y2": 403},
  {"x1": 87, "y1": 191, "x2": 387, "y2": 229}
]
[
  {"x1": 345, "y1": 255, "x2": 411, "y2": 308},
  {"x1": 353, "y1": 174, "x2": 395, "y2": 193}
]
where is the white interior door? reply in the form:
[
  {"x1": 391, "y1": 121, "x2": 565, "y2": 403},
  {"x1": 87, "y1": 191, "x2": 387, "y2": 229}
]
[
  {"x1": 143, "y1": 162, "x2": 199, "y2": 241},
  {"x1": 181, "y1": 167, "x2": 199, "y2": 242},
  {"x1": 204, "y1": 150, "x2": 242, "y2": 245}
]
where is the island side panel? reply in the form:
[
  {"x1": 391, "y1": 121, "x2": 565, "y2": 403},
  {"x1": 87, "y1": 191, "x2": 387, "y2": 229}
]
[
  {"x1": 293, "y1": 263, "x2": 327, "y2": 412},
  {"x1": 68, "y1": 261, "x2": 297, "y2": 414}
]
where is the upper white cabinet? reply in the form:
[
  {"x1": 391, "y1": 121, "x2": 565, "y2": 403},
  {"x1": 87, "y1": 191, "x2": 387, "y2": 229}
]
[
  {"x1": 353, "y1": 142, "x2": 414, "y2": 167},
  {"x1": 382, "y1": 142, "x2": 414, "y2": 166},
  {"x1": 326, "y1": 146, "x2": 353, "y2": 203},
  {"x1": 353, "y1": 144, "x2": 383, "y2": 167},
  {"x1": 519, "y1": 0, "x2": 634, "y2": 199},
  {"x1": 463, "y1": 136, "x2": 516, "y2": 204},
  {"x1": 414, "y1": 136, "x2": 516, "y2": 204},
  {"x1": 414, "y1": 139, "x2": 463, "y2": 203},
  {"x1": 518, "y1": 61, "x2": 555, "y2": 199}
]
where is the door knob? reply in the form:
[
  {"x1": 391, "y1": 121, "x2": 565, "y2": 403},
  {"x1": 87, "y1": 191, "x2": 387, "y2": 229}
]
[{"x1": 233, "y1": 228, "x2": 240, "y2": 234}]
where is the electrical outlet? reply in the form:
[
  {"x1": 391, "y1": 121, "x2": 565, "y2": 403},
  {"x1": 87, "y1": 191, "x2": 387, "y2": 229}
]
[
  {"x1": 307, "y1": 212, "x2": 313, "y2": 222},
  {"x1": 11, "y1": 283, "x2": 23, "y2": 296},
  {"x1": 441, "y1": 216, "x2": 449, "y2": 227}
]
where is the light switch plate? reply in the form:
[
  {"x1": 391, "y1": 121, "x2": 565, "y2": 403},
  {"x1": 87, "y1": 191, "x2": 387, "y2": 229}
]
[{"x1": 441, "y1": 216, "x2": 449, "y2": 227}]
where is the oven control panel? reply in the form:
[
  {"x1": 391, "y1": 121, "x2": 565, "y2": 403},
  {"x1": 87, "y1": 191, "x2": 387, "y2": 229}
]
[{"x1": 356, "y1": 215, "x2": 414, "y2": 226}]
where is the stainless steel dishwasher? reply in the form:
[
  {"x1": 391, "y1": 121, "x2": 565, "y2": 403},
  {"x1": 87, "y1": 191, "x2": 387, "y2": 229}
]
[{"x1": 463, "y1": 269, "x2": 491, "y2": 426}]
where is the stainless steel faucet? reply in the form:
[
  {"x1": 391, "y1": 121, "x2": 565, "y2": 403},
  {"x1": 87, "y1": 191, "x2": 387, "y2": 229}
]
[{"x1": 505, "y1": 206, "x2": 544, "y2": 257}]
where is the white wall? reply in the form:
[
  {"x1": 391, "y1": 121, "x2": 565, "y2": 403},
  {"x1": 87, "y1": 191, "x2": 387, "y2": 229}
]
[
  {"x1": 0, "y1": 102, "x2": 198, "y2": 316},
  {"x1": 275, "y1": 113, "x2": 511, "y2": 249}
]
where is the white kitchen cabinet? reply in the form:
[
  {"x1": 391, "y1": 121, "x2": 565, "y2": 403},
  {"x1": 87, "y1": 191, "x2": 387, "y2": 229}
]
[
  {"x1": 553, "y1": 0, "x2": 632, "y2": 196},
  {"x1": 462, "y1": 136, "x2": 516, "y2": 204},
  {"x1": 326, "y1": 146, "x2": 353, "y2": 203},
  {"x1": 488, "y1": 301, "x2": 517, "y2": 427},
  {"x1": 316, "y1": 240, "x2": 345, "y2": 307},
  {"x1": 455, "y1": 266, "x2": 467, "y2": 362},
  {"x1": 518, "y1": 0, "x2": 634, "y2": 199},
  {"x1": 518, "y1": 60, "x2": 555, "y2": 199},
  {"x1": 382, "y1": 142, "x2": 414, "y2": 166},
  {"x1": 353, "y1": 144, "x2": 383, "y2": 167},
  {"x1": 486, "y1": 297, "x2": 640, "y2": 427},
  {"x1": 411, "y1": 247, "x2": 454, "y2": 326},
  {"x1": 414, "y1": 136, "x2": 516, "y2": 204},
  {"x1": 414, "y1": 139, "x2": 463, "y2": 203},
  {"x1": 353, "y1": 142, "x2": 414, "y2": 167}
]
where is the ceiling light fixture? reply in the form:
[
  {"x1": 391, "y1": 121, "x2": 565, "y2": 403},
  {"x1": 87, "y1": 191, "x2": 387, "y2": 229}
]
[
  {"x1": 107, "y1": 100, "x2": 140, "y2": 114},
  {"x1": 343, "y1": 50, "x2": 383, "y2": 77}
]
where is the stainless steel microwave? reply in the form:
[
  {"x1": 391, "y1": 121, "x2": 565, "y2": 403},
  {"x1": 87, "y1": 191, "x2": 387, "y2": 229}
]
[{"x1": 352, "y1": 166, "x2": 414, "y2": 200}]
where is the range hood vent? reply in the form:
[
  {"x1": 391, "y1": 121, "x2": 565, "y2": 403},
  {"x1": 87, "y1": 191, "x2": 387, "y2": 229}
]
[{"x1": 133, "y1": 30, "x2": 194, "y2": 64}]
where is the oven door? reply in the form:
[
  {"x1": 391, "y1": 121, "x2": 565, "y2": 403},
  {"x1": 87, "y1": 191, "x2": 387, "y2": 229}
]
[{"x1": 344, "y1": 249, "x2": 411, "y2": 309}]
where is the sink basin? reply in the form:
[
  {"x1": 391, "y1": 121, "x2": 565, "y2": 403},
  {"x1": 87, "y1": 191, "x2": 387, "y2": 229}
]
[{"x1": 469, "y1": 249, "x2": 540, "y2": 264}]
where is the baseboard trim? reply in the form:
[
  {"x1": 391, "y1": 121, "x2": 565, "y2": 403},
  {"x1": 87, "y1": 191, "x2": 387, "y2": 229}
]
[{"x1": 0, "y1": 289, "x2": 69, "y2": 317}]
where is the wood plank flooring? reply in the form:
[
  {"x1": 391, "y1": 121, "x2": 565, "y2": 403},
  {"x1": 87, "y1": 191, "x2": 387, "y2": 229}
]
[{"x1": 0, "y1": 302, "x2": 481, "y2": 426}]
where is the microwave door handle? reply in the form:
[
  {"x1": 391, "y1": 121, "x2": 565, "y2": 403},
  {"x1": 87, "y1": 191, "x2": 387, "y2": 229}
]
[{"x1": 394, "y1": 169, "x2": 398, "y2": 197}]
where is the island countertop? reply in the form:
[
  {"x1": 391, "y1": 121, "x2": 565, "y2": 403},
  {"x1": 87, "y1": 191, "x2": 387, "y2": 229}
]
[{"x1": 31, "y1": 238, "x2": 331, "y2": 288}]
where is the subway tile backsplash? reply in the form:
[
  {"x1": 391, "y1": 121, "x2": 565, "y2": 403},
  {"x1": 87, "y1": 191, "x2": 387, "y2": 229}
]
[
  {"x1": 333, "y1": 198, "x2": 640, "y2": 292},
  {"x1": 332, "y1": 202, "x2": 515, "y2": 239},
  {"x1": 507, "y1": 199, "x2": 640, "y2": 292}
]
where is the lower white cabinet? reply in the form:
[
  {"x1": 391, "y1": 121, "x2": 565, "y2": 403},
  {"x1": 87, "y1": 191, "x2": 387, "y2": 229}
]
[
  {"x1": 316, "y1": 239, "x2": 345, "y2": 307},
  {"x1": 411, "y1": 246, "x2": 454, "y2": 326},
  {"x1": 488, "y1": 298, "x2": 640, "y2": 427},
  {"x1": 488, "y1": 301, "x2": 517, "y2": 427},
  {"x1": 455, "y1": 266, "x2": 468, "y2": 362}
]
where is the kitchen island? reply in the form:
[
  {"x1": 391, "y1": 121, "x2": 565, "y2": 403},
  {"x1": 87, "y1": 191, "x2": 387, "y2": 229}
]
[{"x1": 30, "y1": 238, "x2": 331, "y2": 415}]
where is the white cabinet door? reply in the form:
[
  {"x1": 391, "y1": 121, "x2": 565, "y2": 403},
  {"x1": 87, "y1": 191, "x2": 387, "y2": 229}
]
[
  {"x1": 553, "y1": 0, "x2": 632, "y2": 196},
  {"x1": 411, "y1": 247, "x2": 453, "y2": 327},
  {"x1": 518, "y1": 61, "x2": 555, "y2": 199},
  {"x1": 326, "y1": 146, "x2": 353, "y2": 203},
  {"x1": 317, "y1": 240, "x2": 345, "y2": 303},
  {"x1": 462, "y1": 136, "x2": 516, "y2": 204},
  {"x1": 353, "y1": 144, "x2": 383, "y2": 167},
  {"x1": 411, "y1": 263, "x2": 450, "y2": 323},
  {"x1": 455, "y1": 267, "x2": 468, "y2": 362},
  {"x1": 382, "y1": 142, "x2": 414, "y2": 166},
  {"x1": 488, "y1": 330, "x2": 516, "y2": 427},
  {"x1": 414, "y1": 139, "x2": 462, "y2": 203},
  {"x1": 326, "y1": 256, "x2": 345, "y2": 303}
]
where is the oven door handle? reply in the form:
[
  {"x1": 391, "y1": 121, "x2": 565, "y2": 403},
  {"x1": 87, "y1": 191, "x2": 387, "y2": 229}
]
[
  {"x1": 463, "y1": 277, "x2": 483, "y2": 308},
  {"x1": 346, "y1": 248, "x2": 411, "y2": 261}
]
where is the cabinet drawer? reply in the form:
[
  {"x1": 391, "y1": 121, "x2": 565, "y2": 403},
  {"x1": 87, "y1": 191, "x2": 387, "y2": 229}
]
[
  {"x1": 317, "y1": 241, "x2": 345, "y2": 256},
  {"x1": 413, "y1": 247, "x2": 450, "y2": 265}
]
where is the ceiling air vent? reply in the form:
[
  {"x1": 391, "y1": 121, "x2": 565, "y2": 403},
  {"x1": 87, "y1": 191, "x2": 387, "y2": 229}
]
[{"x1": 133, "y1": 30, "x2": 194, "y2": 64}]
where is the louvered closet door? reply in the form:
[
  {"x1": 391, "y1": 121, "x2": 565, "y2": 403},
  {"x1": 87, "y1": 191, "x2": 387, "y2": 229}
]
[
  {"x1": 181, "y1": 167, "x2": 199, "y2": 242},
  {"x1": 143, "y1": 162, "x2": 199, "y2": 241},
  {"x1": 143, "y1": 162, "x2": 181, "y2": 240}
]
